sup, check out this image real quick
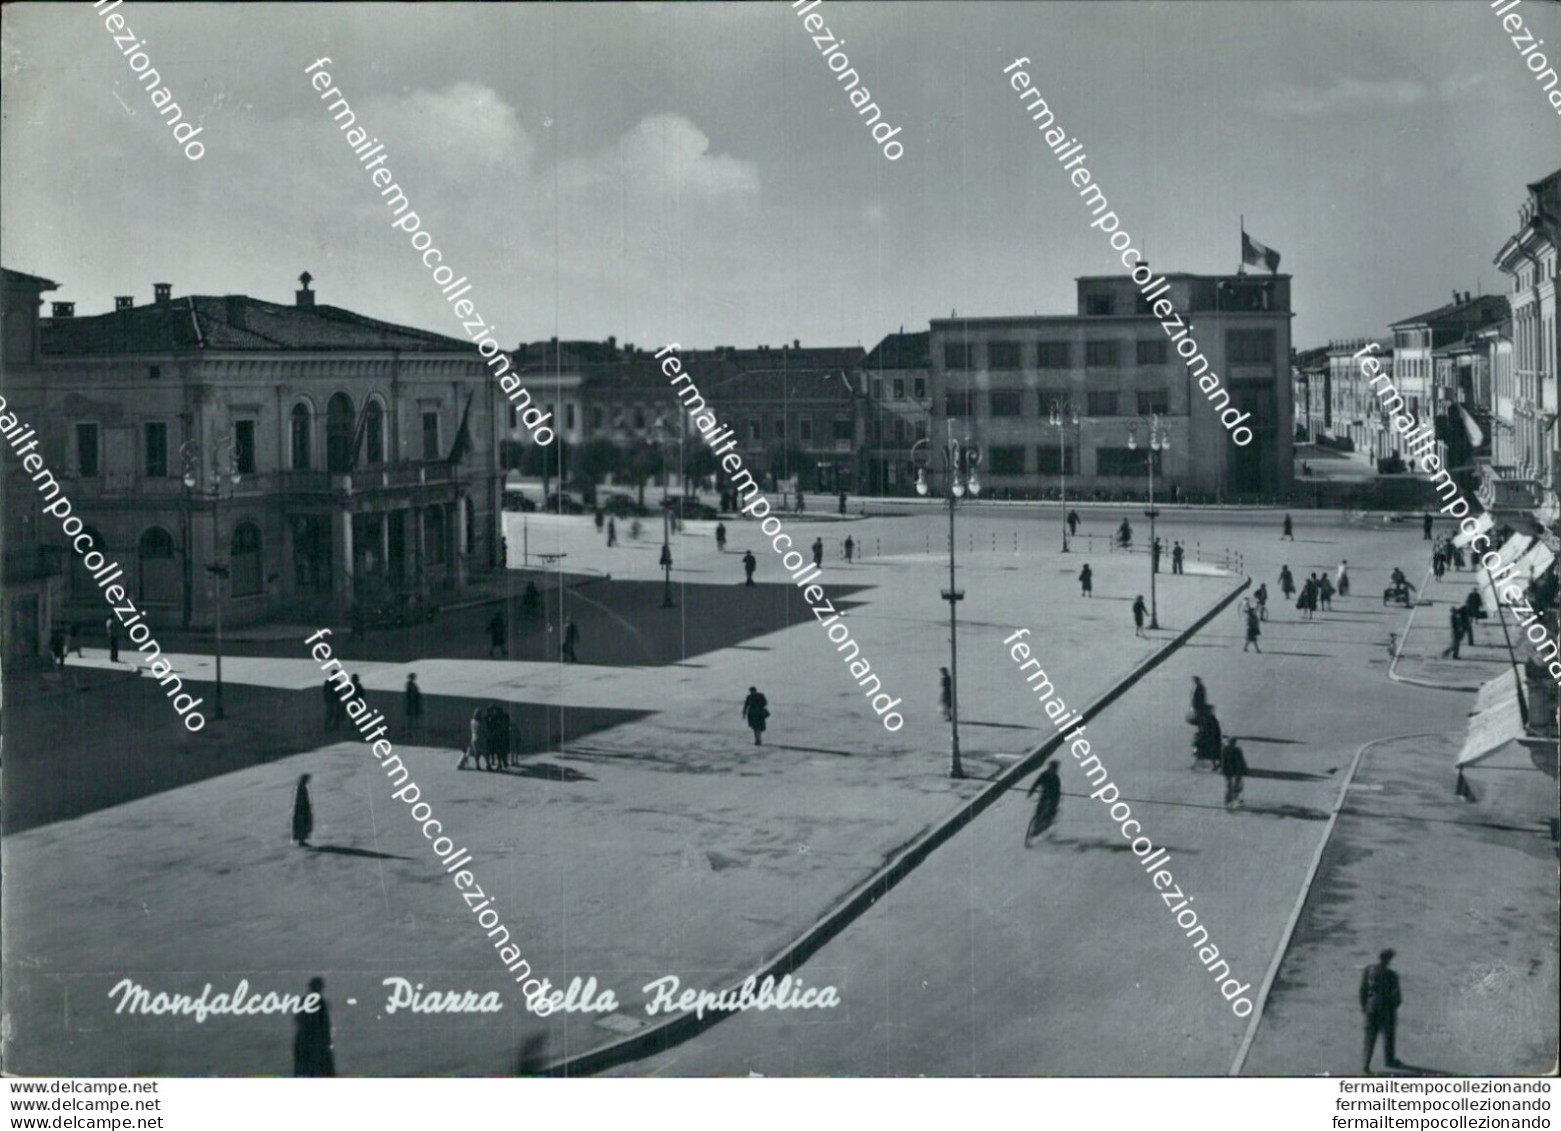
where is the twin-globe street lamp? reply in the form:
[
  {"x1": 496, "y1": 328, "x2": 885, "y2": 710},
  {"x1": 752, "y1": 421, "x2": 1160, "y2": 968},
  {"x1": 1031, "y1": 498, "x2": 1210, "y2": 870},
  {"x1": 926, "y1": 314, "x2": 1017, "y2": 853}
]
[
  {"x1": 1127, "y1": 414, "x2": 1170, "y2": 631},
  {"x1": 913, "y1": 421, "x2": 981, "y2": 780},
  {"x1": 181, "y1": 433, "x2": 242, "y2": 720},
  {"x1": 1048, "y1": 399, "x2": 1079, "y2": 553}
]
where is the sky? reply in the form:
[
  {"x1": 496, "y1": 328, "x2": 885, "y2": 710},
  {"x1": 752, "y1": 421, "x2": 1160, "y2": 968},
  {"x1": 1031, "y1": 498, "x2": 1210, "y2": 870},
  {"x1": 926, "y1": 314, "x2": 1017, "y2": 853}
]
[{"x1": 2, "y1": 1, "x2": 1557, "y2": 354}]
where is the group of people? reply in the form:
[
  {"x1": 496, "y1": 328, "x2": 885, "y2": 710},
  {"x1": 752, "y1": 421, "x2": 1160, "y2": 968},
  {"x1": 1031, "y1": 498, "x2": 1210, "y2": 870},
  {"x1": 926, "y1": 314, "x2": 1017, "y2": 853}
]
[
  {"x1": 1440, "y1": 587, "x2": 1487, "y2": 660},
  {"x1": 1188, "y1": 676, "x2": 1247, "y2": 807},
  {"x1": 461, "y1": 703, "x2": 516, "y2": 771}
]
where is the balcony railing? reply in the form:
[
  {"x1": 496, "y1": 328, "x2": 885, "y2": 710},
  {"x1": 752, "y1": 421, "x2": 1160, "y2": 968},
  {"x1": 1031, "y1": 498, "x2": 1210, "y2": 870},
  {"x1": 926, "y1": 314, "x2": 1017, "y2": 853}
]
[{"x1": 278, "y1": 462, "x2": 457, "y2": 496}]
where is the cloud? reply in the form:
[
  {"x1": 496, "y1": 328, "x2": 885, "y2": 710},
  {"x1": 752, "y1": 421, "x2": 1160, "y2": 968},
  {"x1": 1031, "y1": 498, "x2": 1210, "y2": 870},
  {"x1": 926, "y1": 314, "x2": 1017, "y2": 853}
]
[
  {"x1": 1257, "y1": 77, "x2": 1430, "y2": 117},
  {"x1": 555, "y1": 113, "x2": 758, "y2": 202}
]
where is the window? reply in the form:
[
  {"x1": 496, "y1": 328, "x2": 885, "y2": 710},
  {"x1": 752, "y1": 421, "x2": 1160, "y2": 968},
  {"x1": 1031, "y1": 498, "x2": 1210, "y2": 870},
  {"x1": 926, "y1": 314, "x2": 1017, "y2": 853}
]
[
  {"x1": 290, "y1": 405, "x2": 311, "y2": 470},
  {"x1": 144, "y1": 422, "x2": 168, "y2": 478},
  {"x1": 892, "y1": 378, "x2": 905, "y2": 399},
  {"x1": 1085, "y1": 294, "x2": 1114, "y2": 316},
  {"x1": 989, "y1": 390, "x2": 1024, "y2": 417},
  {"x1": 230, "y1": 522, "x2": 262, "y2": 597},
  {"x1": 913, "y1": 378, "x2": 926, "y2": 399},
  {"x1": 799, "y1": 416, "x2": 813, "y2": 442},
  {"x1": 989, "y1": 341, "x2": 1021, "y2": 370},
  {"x1": 327, "y1": 393, "x2": 355, "y2": 472},
  {"x1": 362, "y1": 405, "x2": 383, "y2": 466},
  {"x1": 1137, "y1": 340, "x2": 1168, "y2": 365},
  {"x1": 1036, "y1": 342, "x2": 1071, "y2": 369},
  {"x1": 944, "y1": 343, "x2": 971, "y2": 370},
  {"x1": 76, "y1": 423, "x2": 99, "y2": 477},
  {"x1": 987, "y1": 445, "x2": 1026, "y2": 475},
  {"x1": 565, "y1": 404, "x2": 576, "y2": 430},
  {"x1": 914, "y1": 419, "x2": 928, "y2": 440},
  {"x1": 148, "y1": 365, "x2": 161, "y2": 380},
  {"x1": 775, "y1": 418, "x2": 787, "y2": 440},
  {"x1": 1136, "y1": 388, "x2": 1170, "y2": 415},
  {"x1": 1096, "y1": 447, "x2": 1159, "y2": 476},
  {"x1": 1227, "y1": 329, "x2": 1276, "y2": 364},
  {"x1": 422, "y1": 412, "x2": 440, "y2": 461},
  {"x1": 1087, "y1": 391, "x2": 1119, "y2": 416},
  {"x1": 1036, "y1": 446, "x2": 1077, "y2": 474},
  {"x1": 1086, "y1": 341, "x2": 1118, "y2": 367},
  {"x1": 234, "y1": 420, "x2": 257, "y2": 474},
  {"x1": 833, "y1": 417, "x2": 853, "y2": 441}
]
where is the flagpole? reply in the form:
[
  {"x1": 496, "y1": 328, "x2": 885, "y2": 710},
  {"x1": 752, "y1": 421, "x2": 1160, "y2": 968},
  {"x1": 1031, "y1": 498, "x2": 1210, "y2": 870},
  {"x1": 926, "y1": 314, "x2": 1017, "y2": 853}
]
[{"x1": 1239, "y1": 215, "x2": 1245, "y2": 276}]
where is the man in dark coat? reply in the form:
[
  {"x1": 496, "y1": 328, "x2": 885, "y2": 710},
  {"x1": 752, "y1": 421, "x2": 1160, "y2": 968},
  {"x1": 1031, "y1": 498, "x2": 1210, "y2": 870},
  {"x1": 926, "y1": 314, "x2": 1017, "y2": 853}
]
[
  {"x1": 1025, "y1": 760, "x2": 1062, "y2": 843},
  {"x1": 1462, "y1": 589, "x2": 1485, "y2": 646},
  {"x1": 1279, "y1": 565, "x2": 1296, "y2": 600},
  {"x1": 812, "y1": 537, "x2": 824, "y2": 568},
  {"x1": 404, "y1": 674, "x2": 423, "y2": 733},
  {"x1": 1282, "y1": 513, "x2": 1294, "y2": 540},
  {"x1": 1172, "y1": 541, "x2": 1185, "y2": 575},
  {"x1": 843, "y1": 536, "x2": 855, "y2": 563},
  {"x1": 837, "y1": 490, "x2": 847, "y2": 515},
  {"x1": 1360, "y1": 949, "x2": 1403, "y2": 1073},
  {"x1": 294, "y1": 977, "x2": 335, "y2": 1076},
  {"x1": 106, "y1": 617, "x2": 119, "y2": 663},
  {"x1": 1243, "y1": 606, "x2": 1262, "y2": 652},
  {"x1": 562, "y1": 618, "x2": 579, "y2": 664},
  {"x1": 1079, "y1": 563, "x2": 1093, "y2": 597},
  {"x1": 323, "y1": 677, "x2": 339, "y2": 730},
  {"x1": 1423, "y1": 512, "x2": 1434, "y2": 540},
  {"x1": 1066, "y1": 509, "x2": 1080, "y2": 537},
  {"x1": 742, "y1": 550, "x2": 757, "y2": 586},
  {"x1": 741, "y1": 686, "x2": 769, "y2": 746},
  {"x1": 1132, "y1": 595, "x2": 1147, "y2": 637},
  {"x1": 1191, "y1": 675, "x2": 1209, "y2": 717},
  {"x1": 291, "y1": 775, "x2": 313, "y2": 847},
  {"x1": 1442, "y1": 607, "x2": 1465, "y2": 660},
  {"x1": 1220, "y1": 736, "x2": 1248, "y2": 809},
  {"x1": 715, "y1": 521, "x2": 727, "y2": 552}
]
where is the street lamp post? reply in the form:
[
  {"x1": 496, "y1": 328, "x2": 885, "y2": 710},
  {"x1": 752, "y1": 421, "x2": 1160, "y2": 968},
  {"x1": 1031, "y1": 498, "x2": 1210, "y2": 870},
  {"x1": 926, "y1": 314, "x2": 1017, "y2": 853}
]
[
  {"x1": 1127, "y1": 414, "x2": 1170, "y2": 631},
  {"x1": 1048, "y1": 399, "x2": 1079, "y2": 552},
  {"x1": 651, "y1": 419, "x2": 677, "y2": 608},
  {"x1": 914, "y1": 420, "x2": 981, "y2": 780},
  {"x1": 181, "y1": 433, "x2": 242, "y2": 720}
]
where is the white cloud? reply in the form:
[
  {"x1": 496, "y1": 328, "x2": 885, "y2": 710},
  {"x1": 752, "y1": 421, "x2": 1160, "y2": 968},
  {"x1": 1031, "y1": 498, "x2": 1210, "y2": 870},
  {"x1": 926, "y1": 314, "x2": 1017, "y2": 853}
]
[{"x1": 1257, "y1": 77, "x2": 1429, "y2": 117}]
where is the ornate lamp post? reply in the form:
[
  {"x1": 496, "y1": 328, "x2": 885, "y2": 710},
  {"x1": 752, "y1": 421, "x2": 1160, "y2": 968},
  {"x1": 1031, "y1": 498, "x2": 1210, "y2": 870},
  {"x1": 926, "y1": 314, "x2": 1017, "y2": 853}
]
[
  {"x1": 181, "y1": 433, "x2": 242, "y2": 720},
  {"x1": 913, "y1": 420, "x2": 981, "y2": 780},
  {"x1": 1048, "y1": 399, "x2": 1079, "y2": 552},
  {"x1": 1127, "y1": 414, "x2": 1170, "y2": 631}
]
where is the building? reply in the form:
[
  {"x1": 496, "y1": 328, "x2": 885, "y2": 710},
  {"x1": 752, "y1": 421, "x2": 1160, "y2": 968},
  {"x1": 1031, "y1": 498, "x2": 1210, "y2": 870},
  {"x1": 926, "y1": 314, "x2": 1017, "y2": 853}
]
[
  {"x1": 1388, "y1": 292, "x2": 1508, "y2": 475},
  {"x1": 1325, "y1": 337, "x2": 1392, "y2": 458},
  {"x1": 1291, "y1": 345, "x2": 1330, "y2": 443},
  {"x1": 929, "y1": 272, "x2": 1294, "y2": 499},
  {"x1": 1492, "y1": 168, "x2": 1560, "y2": 531},
  {"x1": 861, "y1": 331, "x2": 931, "y2": 494},
  {"x1": 6, "y1": 271, "x2": 504, "y2": 629},
  {"x1": 1, "y1": 267, "x2": 67, "y2": 665}
]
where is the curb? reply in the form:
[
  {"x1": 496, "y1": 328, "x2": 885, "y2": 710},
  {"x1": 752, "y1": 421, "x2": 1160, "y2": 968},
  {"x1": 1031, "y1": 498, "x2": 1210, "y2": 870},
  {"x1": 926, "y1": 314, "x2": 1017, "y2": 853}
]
[
  {"x1": 1387, "y1": 566, "x2": 1496, "y2": 693},
  {"x1": 536, "y1": 572, "x2": 1253, "y2": 1077},
  {"x1": 1227, "y1": 732, "x2": 1440, "y2": 1077}
]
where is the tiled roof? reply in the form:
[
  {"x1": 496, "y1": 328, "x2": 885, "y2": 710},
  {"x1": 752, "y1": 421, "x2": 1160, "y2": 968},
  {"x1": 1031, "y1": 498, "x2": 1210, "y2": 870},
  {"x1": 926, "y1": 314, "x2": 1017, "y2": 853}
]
[
  {"x1": 864, "y1": 331, "x2": 931, "y2": 369},
  {"x1": 42, "y1": 294, "x2": 475, "y2": 356},
  {"x1": 2, "y1": 267, "x2": 60, "y2": 291},
  {"x1": 1391, "y1": 294, "x2": 1510, "y2": 330}
]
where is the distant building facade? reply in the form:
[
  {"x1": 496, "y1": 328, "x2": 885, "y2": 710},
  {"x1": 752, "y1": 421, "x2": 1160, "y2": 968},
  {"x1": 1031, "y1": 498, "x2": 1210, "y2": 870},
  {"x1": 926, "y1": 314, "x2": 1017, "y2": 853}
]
[
  {"x1": 929, "y1": 272, "x2": 1294, "y2": 499},
  {"x1": 861, "y1": 331, "x2": 931, "y2": 494}
]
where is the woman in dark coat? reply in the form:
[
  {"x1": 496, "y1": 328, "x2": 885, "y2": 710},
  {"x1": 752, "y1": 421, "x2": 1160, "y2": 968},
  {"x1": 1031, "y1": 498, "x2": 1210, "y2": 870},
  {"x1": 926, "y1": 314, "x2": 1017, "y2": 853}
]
[
  {"x1": 1279, "y1": 565, "x2": 1296, "y2": 600},
  {"x1": 1131, "y1": 595, "x2": 1148, "y2": 637},
  {"x1": 291, "y1": 774, "x2": 313, "y2": 847},
  {"x1": 1079, "y1": 563, "x2": 1093, "y2": 597},
  {"x1": 741, "y1": 686, "x2": 769, "y2": 746},
  {"x1": 293, "y1": 977, "x2": 335, "y2": 1076},
  {"x1": 486, "y1": 704, "x2": 511, "y2": 771}
]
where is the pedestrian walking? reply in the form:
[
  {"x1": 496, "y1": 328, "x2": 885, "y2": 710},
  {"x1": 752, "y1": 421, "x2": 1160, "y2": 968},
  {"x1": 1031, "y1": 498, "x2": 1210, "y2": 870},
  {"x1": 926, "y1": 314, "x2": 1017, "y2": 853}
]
[
  {"x1": 1297, "y1": 578, "x2": 1315, "y2": 620},
  {"x1": 1280, "y1": 565, "x2": 1296, "y2": 600},
  {"x1": 1319, "y1": 573, "x2": 1335, "y2": 610},
  {"x1": 1024, "y1": 760, "x2": 1062, "y2": 845},
  {"x1": 1463, "y1": 589, "x2": 1485, "y2": 646},
  {"x1": 1337, "y1": 560, "x2": 1350, "y2": 597},
  {"x1": 1423, "y1": 512, "x2": 1434, "y2": 540},
  {"x1": 1191, "y1": 675, "x2": 1209, "y2": 718},
  {"x1": 1359, "y1": 949, "x2": 1403, "y2": 1074},
  {"x1": 1220, "y1": 736, "x2": 1248, "y2": 809},
  {"x1": 1066, "y1": 509, "x2": 1080, "y2": 537},
  {"x1": 49, "y1": 627, "x2": 66, "y2": 669},
  {"x1": 487, "y1": 612, "x2": 508, "y2": 658},
  {"x1": 1191, "y1": 703, "x2": 1223, "y2": 771},
  {"x1": 742, "y1": 550, "x2": 757, "y2": 586},
  {"x1": 812, "y1": 537, "x2": 824, "y2": 569},
  {"x1": 105, "y1": 616, "x2": 119, "y2": 663},
  {"x1": 562, "y1": 617, "x2": 579, "y2": 664},
  {"x1": 1079, "y1": 562, "x2": 1093, "y2": 597},
  {"x1": 1132, "y1": 594, "x2": 1148, "y2": 637},
  {"x1": 1172, "y1": 541, "x2": 1185, "y2": 575},
  {"x1": 1117, "y1": 517, "x2": 1133, "y2": 549},
  {"x1": 837, "y1": 490, "x2": 847, "y2": 515},
  {"x1": 486, "y1": 704, "x2": 511, "y2": 771},
  {"x1": 1451, "y1": 543, "x2": 1465, "y2": 572},
  {"x1": 1281, "y1": 513, "x2": 1294, "y2": 540},
  {"x1": 796, "y1": 490, "x2": 806, "y2": 513},
  {"x1": 607, "y1": 518, "x2": 618, "y2": 547},
  {"x1": 1254, "y1": 583, "x2": 1269, "y2": 621},
  {"x1": 1441, "y1": 606, "x2": 1464, "y2": 660},
  {"x1": 1433, "y1": 546, "x2": 1447, "y2": 580},
  {"x1": 293, "y1": 977, "x2": 335, "y2": 1077},
  {"x1": 291, "y1": 774, "x2": 314, "y2": 847},
  {"x1": 403, "y1": 673, "x2": 423, "y2": 733},
  {"x1": 1243, "y1": 606, "x2": 1262, "y2": 652},
  {"x1": 715, "y1": 521, "x2": 727, "y2": 552},
  {"x1": 843, "y1": 535, "x2": 855, "y2": 563},
  {"x1": 1151, "y1": 537, "x2": 1162, "y2": 574},
  {"x1": 462, "y1": 707, "x2": 485, "y2": 770},
  {"x1": 939, "y1": 666, "x2": 953, "y2": 721},
  {"x1": 742, "y1": 686, "x2": 769, "y2": 746},
  {"x1": 322, "y1": 677, "x2": 339, "y2": 730}
]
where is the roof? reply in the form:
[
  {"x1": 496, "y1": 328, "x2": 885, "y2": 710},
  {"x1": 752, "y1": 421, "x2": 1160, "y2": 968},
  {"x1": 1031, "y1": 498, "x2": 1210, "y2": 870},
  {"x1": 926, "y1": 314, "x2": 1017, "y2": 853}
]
[
  {"x1": 1391, "y1": 293, "x2": 1510, "y2": 331},
  {"x1": 864, "y1": 330, "x2": 931, "y2": 369},
  {"x1": 41, "y1": 293, "x2": 476, "y2": 356},
  {"x1": 2, "y1": 266, "x2": 59, "y2": 291}
]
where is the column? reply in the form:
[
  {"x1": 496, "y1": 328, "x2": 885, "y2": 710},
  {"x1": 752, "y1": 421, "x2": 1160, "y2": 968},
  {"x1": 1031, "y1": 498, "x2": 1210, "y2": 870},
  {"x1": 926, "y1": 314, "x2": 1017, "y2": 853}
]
[{"x1": 332, "y1": 509, "x2": 354, "y2": 619}]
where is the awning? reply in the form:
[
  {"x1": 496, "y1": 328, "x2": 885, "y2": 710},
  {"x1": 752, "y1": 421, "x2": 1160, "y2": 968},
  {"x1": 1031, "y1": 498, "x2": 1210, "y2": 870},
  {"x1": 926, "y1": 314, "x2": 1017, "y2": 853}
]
[
  {"x1": 1457, "y1": 669, "x2": 1526, "y2": 768},
  {"x1": 1452, "y1": 512, "x2": 1495, "y2": 550},
  {"x1": 1457, "y1": 404, "x2": 1486, "y2": 449},
  {"x1": 1477, "y1": 533, "x2": 1537, "y2": 611}
]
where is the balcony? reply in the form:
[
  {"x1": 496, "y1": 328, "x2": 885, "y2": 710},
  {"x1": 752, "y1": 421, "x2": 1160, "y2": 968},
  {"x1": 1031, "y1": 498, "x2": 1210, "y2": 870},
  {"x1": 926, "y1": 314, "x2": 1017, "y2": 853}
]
[{"x1": 278, "y1": 462, "x2": 458, "y2": 500}]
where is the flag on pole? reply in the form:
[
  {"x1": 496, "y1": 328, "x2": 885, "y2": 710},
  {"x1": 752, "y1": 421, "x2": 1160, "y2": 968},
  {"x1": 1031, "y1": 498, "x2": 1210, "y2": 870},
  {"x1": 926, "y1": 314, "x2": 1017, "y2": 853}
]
[
  {"x1": 1241, "y1": 229, "x2": 1281, "y2": 273},
  {"x1": 446, "y1": 390, "x2": 474, "y2": 465}
]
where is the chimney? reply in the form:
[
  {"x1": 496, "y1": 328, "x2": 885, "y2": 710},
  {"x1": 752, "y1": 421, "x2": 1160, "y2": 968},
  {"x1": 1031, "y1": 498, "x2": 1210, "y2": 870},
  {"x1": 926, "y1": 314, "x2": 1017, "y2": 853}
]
[
  {"x1": 296, "y1": 271, "x2": 315, "y2": 308},
  {"x1": 225, "y1": 295, "x2": 247, "y2": 329},
  {"x1": 794, "y1": 338, "x2": 801, "y2": 350},
  {"x1": 153, "y1": 283, "x2": 172, "y2": 306},
  {"x1": 51, "y1": 302, "x2": 74, "y2": 319},
  {"x1": 115, "y1": 296, "x2": 134, "y2": 311}
]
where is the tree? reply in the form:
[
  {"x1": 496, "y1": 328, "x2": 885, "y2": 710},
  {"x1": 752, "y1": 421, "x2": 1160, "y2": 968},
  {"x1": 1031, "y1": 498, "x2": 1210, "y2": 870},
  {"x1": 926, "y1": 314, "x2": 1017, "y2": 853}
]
[
  {"x1": 571, "y1": 439, "x2": 621, "y2": 504},
  {"x1": 626, "y1": 444, "x2": 664, "y2": 508}
]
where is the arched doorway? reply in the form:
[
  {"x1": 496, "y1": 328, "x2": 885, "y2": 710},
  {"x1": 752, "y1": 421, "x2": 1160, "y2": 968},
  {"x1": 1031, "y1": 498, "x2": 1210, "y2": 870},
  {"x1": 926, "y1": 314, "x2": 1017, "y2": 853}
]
[
  {"x1": 290, "y1": 404, "x2": 313, "y2": 470},
  {"x1": 138, "y1": 527, "x2": 180, "y2": 606},
  {"x1": 326, "y1": 393, "x2": 355, "y2": 473}
]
